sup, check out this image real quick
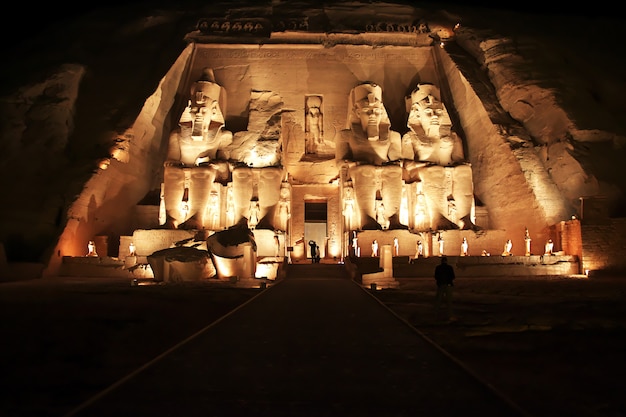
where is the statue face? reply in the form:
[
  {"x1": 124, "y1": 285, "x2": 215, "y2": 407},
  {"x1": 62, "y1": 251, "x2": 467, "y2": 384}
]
[
  {"x1": 408, "y1": 103, "x2": 421, "y2": 128},
  {"x1": 199, "y1": 101, "x2": 219, "y2": 125},
  {"x1": 418, "y1": 102, "x2": 448, "y2": 137},
  {"x1": 355, "y1": 102, "x2": 384, "y2": 141},
  {"x1": 356, "y1": 103, "x2": 383, "y2": 131}
]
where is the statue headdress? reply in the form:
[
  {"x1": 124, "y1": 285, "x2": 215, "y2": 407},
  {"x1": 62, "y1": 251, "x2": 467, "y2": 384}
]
[
  {"x1": 346, "y1": 82, "x2": 391, "y2": 132},
  {"x1": 191, "y1": 68, "x2": 227, "y2": 125},
  {"x1": 409, "y1": 83, "x2": 441, "y2": 107}
]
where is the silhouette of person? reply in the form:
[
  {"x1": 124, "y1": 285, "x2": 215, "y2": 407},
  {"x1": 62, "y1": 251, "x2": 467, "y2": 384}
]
[
  {"x1": 434, "y1": 256, "x2": 455, "y2": 320},
  {"x1": 274, "y1": 235, "x2": 280, "y2": 257},
  {"x1": 309, "y1": 240, "x2": 317, "y2": 263}
]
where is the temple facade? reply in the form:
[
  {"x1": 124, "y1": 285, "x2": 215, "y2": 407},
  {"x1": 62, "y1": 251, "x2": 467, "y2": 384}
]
[
  {"x1": 48, "y1": 9, "x2": 590, "y2": 281},
  {"x1": 150, "y1": 38, "x2": 483, "y2": 272}
]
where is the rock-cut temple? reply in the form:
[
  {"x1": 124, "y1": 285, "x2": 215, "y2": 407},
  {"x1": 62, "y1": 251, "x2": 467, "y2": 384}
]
[{"x1": 48, "y1": 7, "x2": 603, "y2": 283}]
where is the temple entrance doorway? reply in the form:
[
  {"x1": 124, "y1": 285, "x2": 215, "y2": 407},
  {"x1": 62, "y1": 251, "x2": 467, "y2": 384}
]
[{"x1": 304, "y1": 201, "x2": 327, "y2": 261}]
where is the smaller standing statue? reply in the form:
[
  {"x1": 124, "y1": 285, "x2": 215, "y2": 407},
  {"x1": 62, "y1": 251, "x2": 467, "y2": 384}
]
[
  {"x1": 87, "y1": 241, "x2": 98, "y2": 257},
  {"x1": 524, "y1": 228, "x2": 532, "y2": 256},
  {"x1": 544, "y1": 239, "x2": 554, "y2": 255},
  {"x1": 351, "y1": 232, "x2": 360, "y2": 257},
  {"x1": 343, "y1": 183, "x2": 356, "y2": 231},
  {"x1": 460, "y1": 237, "x2": 468, "y2": 256},
  {"x1": 376, "y1": 201, "x2": 388, "y2": 230},
  {"x1": 248, "y1": 200, "x2": 260, "y2": 229},
  {"x1": 502, "y1": 239, "x2": 513, "y2": 256},
  {"x1": 437, "y1": 233, "x2": 445, "y2": 256},
  {"x1": 414, "y1": 240, "x2": 423, "y2": 260},
  {"x1": 305, "y1": 95, "x2": 324, "y2": 154},
  {"x1": 371, "y1": 239, "x2": 379, "y2": 257}
]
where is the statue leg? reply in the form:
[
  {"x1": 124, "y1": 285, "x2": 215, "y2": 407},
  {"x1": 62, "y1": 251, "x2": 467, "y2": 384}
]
[
  {"x1": 351, "y1": 165, "x2": 377, "y2": 229},
  {"x1": 163, "y1": 166, "x2": 185, "y2": 228},
  {"x1": 185, "y1": 166, "x2": 217, "y2": 229},
  {"x1": 381, "y1": 165, "x2": 403, "y2": 229}
]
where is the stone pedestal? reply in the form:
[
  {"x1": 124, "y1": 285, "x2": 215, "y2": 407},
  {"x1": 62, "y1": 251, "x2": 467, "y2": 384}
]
[
  {"x1": 363, "y1": 244, "x2": 398, "y2": 289},
  {"x1": 380, "y1": 244, "x2": 393, "y2": 278}
]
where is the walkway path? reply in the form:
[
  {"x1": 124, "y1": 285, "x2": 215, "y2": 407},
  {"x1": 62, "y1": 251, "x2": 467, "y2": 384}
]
[{"x1": 65, "y1": 264, "x2": 532, "y2": 417}]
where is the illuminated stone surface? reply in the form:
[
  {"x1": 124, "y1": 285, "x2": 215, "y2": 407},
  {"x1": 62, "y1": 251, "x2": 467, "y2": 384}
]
[{"x1": 0, "y1": 2, "x2": 625, "y2": 277}]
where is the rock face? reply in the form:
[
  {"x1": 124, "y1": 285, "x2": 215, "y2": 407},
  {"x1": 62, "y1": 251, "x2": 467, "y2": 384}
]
[
  {"x1": 452, "y1": 13, "x2": 626, "y2": 215},
  {"x1": 0, "y1": 1, "x2": 625, "y2": 275}
]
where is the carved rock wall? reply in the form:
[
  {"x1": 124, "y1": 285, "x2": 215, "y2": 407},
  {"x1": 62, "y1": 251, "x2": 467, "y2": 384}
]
[{"x1": 454, "y1": 24, "x2": 626, "y2": 217}]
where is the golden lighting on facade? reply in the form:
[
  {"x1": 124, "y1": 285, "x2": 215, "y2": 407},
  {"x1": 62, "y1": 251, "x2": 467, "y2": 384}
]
[{"x1": 98, "y1": 158, "x2": 111, "y2": 170}]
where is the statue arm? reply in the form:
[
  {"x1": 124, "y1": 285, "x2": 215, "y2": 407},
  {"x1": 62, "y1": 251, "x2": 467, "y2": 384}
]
[
  {"x1": 387, "y1": 131, "x2": 403, "y2": 161},
  {"x1": 165, "y1": 131, "x2": 182, "y2": 166},
  {"x1": 335, "y1": 130, "x2": 352, "y2": 162},
  {"x1": 400, "y1": 132, "x2": 416, "y2": 161}
]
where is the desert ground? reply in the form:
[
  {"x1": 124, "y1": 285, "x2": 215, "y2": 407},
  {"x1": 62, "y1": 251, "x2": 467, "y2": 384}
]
[{"x1": 0, "y1": 274, "x2": 624, "y2": 417}]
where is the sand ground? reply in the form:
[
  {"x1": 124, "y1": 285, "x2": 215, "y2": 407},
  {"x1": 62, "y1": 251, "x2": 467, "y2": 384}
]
[
  {"x1": 374, "y1": 276, "x2": 626, "y2": 417},
  {"x1": 0, "y1": 275, "x2": 624, "y2": 417}
]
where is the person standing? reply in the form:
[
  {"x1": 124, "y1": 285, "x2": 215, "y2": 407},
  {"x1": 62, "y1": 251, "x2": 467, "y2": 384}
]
[
  {"x1": 274, "y1": 235, "x2": 281, "y2": 257},
  {"x1": 434, "y1": 256, "x2": 455, "y2": 320},
  {"x1": 308, "y1": 240, "x2": 317, "y2": 263}
]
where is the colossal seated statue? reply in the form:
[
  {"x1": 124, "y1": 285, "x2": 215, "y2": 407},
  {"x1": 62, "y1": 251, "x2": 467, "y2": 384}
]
[
  {"x1": 162, "y1": 71, "x2": 288, "y2": 233},
  {"x1": 337, "y1": 82, "x2": 404, "y2": 231},
  {"x1": 401, "y1": 83, "x2": 477, "y2": 231},
  {"x1": 231, "y1": 166, "x2": 284, "y2": 231},
  {"x1": 337, "y1": 82, "x2": 402, "y2": 166},
  {"x1": 162, "y1": 68, "x2": 233, "y2": 230},
  {"x1": 401, "y1": 83, "x2": 463, "y2": 166},
  {"x1": 406, "y1": 162, "x2": 475, "y2": 230},
  {"x1": 166, "y1": 68, "x2": 233, "y2": 166}
]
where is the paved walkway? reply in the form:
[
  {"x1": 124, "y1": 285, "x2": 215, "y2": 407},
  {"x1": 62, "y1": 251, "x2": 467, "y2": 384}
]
[{"x1": 65, "y1": 264, "x2": 532, "y2": 417}]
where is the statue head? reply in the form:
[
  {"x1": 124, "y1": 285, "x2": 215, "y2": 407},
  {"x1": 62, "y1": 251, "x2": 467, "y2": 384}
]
[
  {"x1": 191, "y1": 68, "x2": 226, "y2": 129},
  {"x1": 348, "y1": 82, "x2": 391, "y2": 140},
  {"x1": 407, "y1": 83, "x2": 450, "y2": 138},
  {"x1": 306, "y1": 95, "x2": 322, "y2": 110}
]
